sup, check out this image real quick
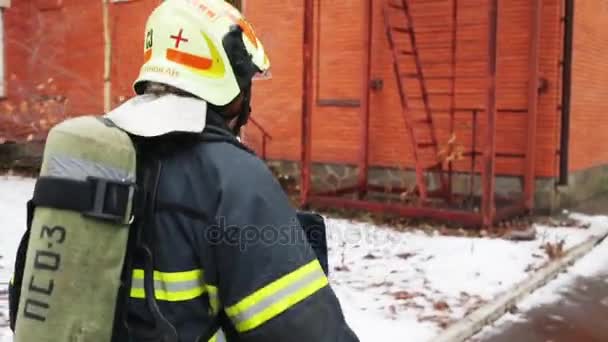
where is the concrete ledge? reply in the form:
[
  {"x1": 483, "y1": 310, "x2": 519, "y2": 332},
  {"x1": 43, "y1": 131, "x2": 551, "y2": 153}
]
[
  {"x1": 431, "y1": 228, "x2": 608, "y2": 342},
  {"x1": 556, "y1": 164, "x2": 608, "y2": 209},
  {"x1": 268, "y1": 160, "x2": 608, "y2": 213}
]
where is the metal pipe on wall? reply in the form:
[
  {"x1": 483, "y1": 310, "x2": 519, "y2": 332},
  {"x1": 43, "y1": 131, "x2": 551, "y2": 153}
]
[
  {"x1": 481, "y1": 0, "x2": 498, "y2": 227},
  {"x1": 358, "y1": 0, "x2": 373, "y2": 197},
  {"x1": 524, "y1": 0, "x2": 542, "y2": 210},
  {"x1": 559, "y1": 0, "x2": 575, "y2": 185},
  {"x1": 300, "y1": 0, "x2": 315, "y2": 206}
]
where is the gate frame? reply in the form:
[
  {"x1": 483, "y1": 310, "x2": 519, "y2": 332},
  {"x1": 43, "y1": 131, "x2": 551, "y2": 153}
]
[{"x1": 299, "y1": 0, "x2": 541, "y2": 228}]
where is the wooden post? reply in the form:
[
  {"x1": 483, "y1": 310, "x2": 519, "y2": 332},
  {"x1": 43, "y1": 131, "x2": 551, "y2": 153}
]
[{"x1": 102, "y1": 0, "x2": 111, "y2": 113}]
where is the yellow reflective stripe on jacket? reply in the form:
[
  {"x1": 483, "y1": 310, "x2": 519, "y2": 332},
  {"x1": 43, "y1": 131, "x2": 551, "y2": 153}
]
[
  {"x1": 207, "y1": 284, "x2": 221, "y2": 315},
  {"x1": 209, "y1": 329, "x2": 226, "y2": 342},
  {"x1": 130, "y1": 269, "x2": 205, "y2": 302},
  {"x1": 225, "y1": 260, "x2": 329, "y2": 333}
]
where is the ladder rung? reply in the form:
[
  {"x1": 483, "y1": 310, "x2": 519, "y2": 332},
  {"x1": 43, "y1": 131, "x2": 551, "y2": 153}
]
[
  {"x1": 409, "y1": 93, "x2": 452, "y2": 100},
  {"x1": 428, "y1": 92, "x2": 453, "y2": 96},
  {"x1": 417, "y1": 0, "x2": 451, "y2": 3},
  {"x1": 401, "y1": 73, "x2": 420, "y2": 79},
  {"x1": 417, "y1": 142, "x2": 437, "y2": 149},
  {"x1": 417, "y1": 46, "x2": 453, "y2": 51},
  {"x1": 407, "y1": 15, "x2": 460, "y2": 22},
  {"x1": 462, "y1": 152, "x2": 526, "y2": 158},
  {"x1": 392, "y1": 27, "x2": 411, "y2": 33},
  {"x1": 421, "y1": 61, "x2": 451, "y2": 67},
  {"x1": 388, "y1": 3, "x2": 405, "y2": 10},
  {"x1": 409, "y1": 92, "x2": 453, "y2": 99},
  {"x1": 423, "y1": 76, "x2": 455, "y2": 80},
  {"x1": 496, "y1": 153, "x2": 525, "y2": 159},
  {"x1": 457, "y1": 75, "x2": 486, "y2": 80},
  {"x1": 407, "y1": 75, "x2": 483, "y2": 81},
  {"x1": 415, "y1": 22, "x2": 486, "y2": 32},
  {"x1": 415, "y1": 29, "x2": 454, "y2": 35},
  {"x1": 409, "y1": 107, "x2": 447, "y2": 111},
  {"x1": 460, "y1": 39, "x2": 485, "y2": 45},
  {"x1": 421, "y1": 58, "x2": 484, "y2": 65}
]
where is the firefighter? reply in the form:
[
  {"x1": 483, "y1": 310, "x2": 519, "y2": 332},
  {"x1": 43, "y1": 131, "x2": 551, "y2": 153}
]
[{"x1": 105, "y1": 0, "x2": 359, "y2": 341}]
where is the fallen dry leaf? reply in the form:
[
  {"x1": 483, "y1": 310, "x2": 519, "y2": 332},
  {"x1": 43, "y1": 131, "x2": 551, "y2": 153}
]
[
  {"x1": 371, "y1": 281, "x2": 394, "y2": 288},
  {"x1": 433, "y1": 301, "x2": 450, "y2": 311},
  {"x1": 393, "y1": 291, "x2": 417, "y2": 300},
  {"x1": 396, "y1": 252, "x2": 416, "y2": 260},
  {"x1": 543, "y1": 240, "x2": 566, "y2": 260},
  {"x1": 363, "y1": 253, "x2": 379, "y2": 260},
  {"x1": 333, "y1": 265, "x2": 351, "y2": 272}
]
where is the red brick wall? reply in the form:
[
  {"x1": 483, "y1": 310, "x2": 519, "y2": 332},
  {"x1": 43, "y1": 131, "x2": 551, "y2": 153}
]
[
  {"x1": 245, "y1": 0, "x2": 305, "y2": 161},
  {"x1": 3, "y1": 0, "x2": 153, "y2": 116},
  {"x1": 568, "y1": 0, "x2": 608, "y2": 172},
  {"x1": 4, "y1": 0, "x2": 31, "y2": 102},
  {"x1": 2, "y1": 0, "x2": 569, "y2": 178},
  {"x1": 5, "y1": 0, "x2": 105, "y2": 114},
  {"x1": 111, "y1": 0, "x2": 158, "y2": 103},
  {"x1": 248, "y1": 0, "x2": 564, "y2": 177}
]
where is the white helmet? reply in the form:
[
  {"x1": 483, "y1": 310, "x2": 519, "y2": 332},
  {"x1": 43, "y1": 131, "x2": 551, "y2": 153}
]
[
  {"x1": 106, "y1": 0, "x2": 270, "y2": 137},
  {"x1": 133, "y1": 0, "x2": 270, "y2": 106}
]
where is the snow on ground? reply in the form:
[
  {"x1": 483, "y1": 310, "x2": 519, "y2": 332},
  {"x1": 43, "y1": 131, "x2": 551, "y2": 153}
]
[
  {"x1": 473, "y1": 227, "x2": 608, "y2": 340},
  {"x1": 326, "y1": 215, "x2": 608, "y2": 341},
  {"x1": 0, "y1": 176, "x2": 607, "y2": 341}
]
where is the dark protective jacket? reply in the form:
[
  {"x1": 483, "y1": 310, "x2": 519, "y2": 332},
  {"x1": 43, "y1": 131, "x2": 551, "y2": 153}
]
[{"x1": 122, "y1": 113, "x2": 359, "y2": 342}]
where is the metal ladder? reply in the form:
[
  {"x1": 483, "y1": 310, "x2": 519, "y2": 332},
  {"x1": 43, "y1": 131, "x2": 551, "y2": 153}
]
[{"x1": 383, "y1": 0, "x2": 454, "y2": 201}]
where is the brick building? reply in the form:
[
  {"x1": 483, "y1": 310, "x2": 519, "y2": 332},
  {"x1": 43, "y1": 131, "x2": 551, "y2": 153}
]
[{"x1": 1, "y1": 0, "x2": 607, "y2": 217}]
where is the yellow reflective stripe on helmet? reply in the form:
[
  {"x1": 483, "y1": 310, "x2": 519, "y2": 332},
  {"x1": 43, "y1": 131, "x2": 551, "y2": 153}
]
[
  {"x1": 225, "y1": 260, "x2": 329, "y2": 333},
  {"x1": 130, "y1": 268, "x2": 205, "y2": 302}
]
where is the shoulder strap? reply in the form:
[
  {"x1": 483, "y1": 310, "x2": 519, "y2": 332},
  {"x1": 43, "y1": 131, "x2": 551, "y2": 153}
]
[
  {"x1": 113, "y1": 150, "x2": 178, "y2": 342},
  {"x1": 8, "y1": 200, "x2": 35, "y2": 332}
]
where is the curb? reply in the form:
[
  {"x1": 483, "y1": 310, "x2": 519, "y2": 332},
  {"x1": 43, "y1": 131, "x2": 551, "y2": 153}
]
[{"x1": 431, "y1": 228, "x2": 608, "y2": 342}]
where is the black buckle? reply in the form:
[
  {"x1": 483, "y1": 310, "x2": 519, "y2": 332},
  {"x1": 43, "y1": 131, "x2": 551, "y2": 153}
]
[{"x1": 83, "y1": 176, "x2": 136, "y2": 224}]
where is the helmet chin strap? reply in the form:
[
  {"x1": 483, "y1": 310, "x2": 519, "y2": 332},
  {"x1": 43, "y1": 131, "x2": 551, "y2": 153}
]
[{"x1": 232, "y1": 84, "x2": 252, "y2": 136}]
